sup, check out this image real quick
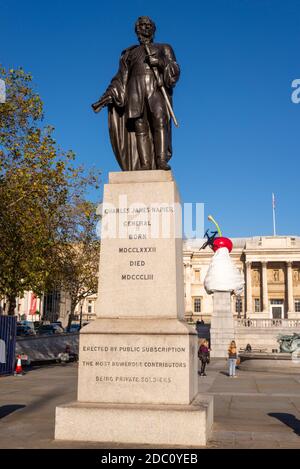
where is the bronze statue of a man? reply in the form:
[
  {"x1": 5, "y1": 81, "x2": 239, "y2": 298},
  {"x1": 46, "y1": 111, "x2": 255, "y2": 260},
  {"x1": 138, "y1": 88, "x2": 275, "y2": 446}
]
[{"x1": 92, "y1": 16, "x2": 180, "y2": 171}]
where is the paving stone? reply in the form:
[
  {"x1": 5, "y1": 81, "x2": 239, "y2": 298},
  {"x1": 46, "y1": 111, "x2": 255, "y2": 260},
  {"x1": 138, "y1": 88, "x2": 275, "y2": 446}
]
[
  {"x1": 1, "y1": 361, "x2": 300, "y2": 449},
  {"x1": 248, "y1": 440, "x2": 281, "y2": 449}
]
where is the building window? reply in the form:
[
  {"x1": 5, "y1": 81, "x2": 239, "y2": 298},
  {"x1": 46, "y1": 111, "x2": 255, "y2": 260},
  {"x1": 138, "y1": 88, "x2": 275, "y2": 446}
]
[
  {"x1": 235, "y1": 297, "x2": 243, "y2": 315},
  {"x1": 194, "y1": 269, "x2": 200, "y2": 282},
  {"x1": 270, "y1": 299, "x2": 284, "y2": 305},
  {"x1": 194, "y1": 298, "x2": 201, "y2": 313},
  {"x1": 295, "y1": 300, "x2": 300, "y2": 312},
  {"x1": 254, "y1": 298, "x2": 261, "y2": 312},
  {"x1": 88, "y1": 305, "x2": 92, "y2": 314}
]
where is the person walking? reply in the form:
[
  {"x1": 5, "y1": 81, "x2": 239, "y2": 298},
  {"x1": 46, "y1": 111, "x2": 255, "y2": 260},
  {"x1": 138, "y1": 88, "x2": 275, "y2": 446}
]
[
  {"x1": 228, "y1": 340, "x2": 238, "y2": 377},
  {"x1": 198, "y1": 339, "x2": 210, "y2": 376}
]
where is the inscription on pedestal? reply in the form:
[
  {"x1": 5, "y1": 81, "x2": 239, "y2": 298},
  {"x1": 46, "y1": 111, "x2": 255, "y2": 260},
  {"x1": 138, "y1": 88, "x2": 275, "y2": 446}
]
[
  {"x1": 97, "y1": 174, "x2": 184, "y2": 323},
  {"x1": 81, "y1": 344, "x2": 187, "y2": 385},
  {"x1": 102, "y1": 204, "x2": 175, "y2": 284},
  {"x1": 78, "y1": 334, "x2": 193, "y2": 405}
]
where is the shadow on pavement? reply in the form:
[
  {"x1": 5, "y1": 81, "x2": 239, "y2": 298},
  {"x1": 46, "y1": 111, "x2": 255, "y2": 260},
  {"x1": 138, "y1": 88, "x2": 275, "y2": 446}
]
[
  {"x1": 0, "y1": 405, "x2": 26, "y2": 419},
  {"x1": 268, "y1": 413, "x2": 300, "y2": 436},
  {"x1": 219, "y1": 371, "x2": 229, "y2": 376}
]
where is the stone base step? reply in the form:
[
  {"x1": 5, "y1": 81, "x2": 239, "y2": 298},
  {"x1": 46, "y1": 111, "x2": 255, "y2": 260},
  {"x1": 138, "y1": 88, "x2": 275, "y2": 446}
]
[{"x1": 55, "y1": 394, "x2": 213, "y2": 447}]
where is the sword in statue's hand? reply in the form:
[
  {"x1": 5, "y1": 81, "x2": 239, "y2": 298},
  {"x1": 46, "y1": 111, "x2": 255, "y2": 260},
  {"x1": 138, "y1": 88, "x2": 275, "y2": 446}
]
[{"x1": 144, "y1": 43, "x2": 179, "y2": 128}]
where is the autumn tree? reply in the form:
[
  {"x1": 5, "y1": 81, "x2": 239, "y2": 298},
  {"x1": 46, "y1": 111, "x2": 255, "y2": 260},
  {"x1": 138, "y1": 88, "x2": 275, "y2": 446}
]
[
  {"x1": 0, "y1": 66, "x2": 100, "y2": 315},
  {"x1": 50, "y1": 199, "x2": 100, "y2": 330}
]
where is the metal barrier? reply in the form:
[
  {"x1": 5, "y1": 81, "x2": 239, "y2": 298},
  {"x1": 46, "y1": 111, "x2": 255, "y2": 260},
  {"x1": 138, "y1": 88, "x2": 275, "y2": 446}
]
[
  {"x1": 0, "y1": 316, "x2": 17, "y2": 375},
  {"x1": 16, "y1": 332, "x2": 79, "y2": 363}
]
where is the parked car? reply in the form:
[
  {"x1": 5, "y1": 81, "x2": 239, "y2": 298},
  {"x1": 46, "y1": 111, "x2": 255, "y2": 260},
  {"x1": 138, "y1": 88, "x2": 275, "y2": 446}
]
[
  {"x1": 16, "y1": 325, "x2": 36, "y2": 337},
  {"x1": 37, "y1": 324, "x2": 63, "y2": 335},
  {"x1": 33, "y1": 321, "x2": 42, "y2": 331},
  {"x1": 50, "y1": 324, "x2": 64, "y2": 334},
  {"x1": 18, "y1": 320, "x2": 35, "y2": 330},
  {"x1": 68, "y1": 323, "x2": 81, "y2": 333},
  {"x1": 52, "y1": 321, "x2": 63, "y2": 329},
  {"x1": 50, "y1": 322, "x2": 64, "y2": 331}
]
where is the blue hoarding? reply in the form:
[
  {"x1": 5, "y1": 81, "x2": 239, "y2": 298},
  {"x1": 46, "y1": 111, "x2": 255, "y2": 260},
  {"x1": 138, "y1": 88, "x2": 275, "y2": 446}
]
[{"x1": 0, "y1": 316, "x2": 17, "y2": 375}]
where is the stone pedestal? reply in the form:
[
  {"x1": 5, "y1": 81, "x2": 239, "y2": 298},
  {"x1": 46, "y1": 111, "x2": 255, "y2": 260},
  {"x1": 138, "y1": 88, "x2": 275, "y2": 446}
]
[
  {"x1": 210, "y1": 291, "x2": 235, "y2": 358},
  {"x1": 55, "y1": 171, "x2": 213, "y2": 446}
]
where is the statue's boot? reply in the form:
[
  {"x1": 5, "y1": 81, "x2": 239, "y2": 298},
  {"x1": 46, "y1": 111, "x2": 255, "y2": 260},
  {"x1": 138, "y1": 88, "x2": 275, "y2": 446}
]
[
  {"x1": 157, "y1": 158, "x2": 171, "y2": 171},
  {"x1": 154, "y1": 126, "x2": 171, "y2": 171},
  {"x1": 136, "y1": 132, "x2": 151, "y2": 170}
]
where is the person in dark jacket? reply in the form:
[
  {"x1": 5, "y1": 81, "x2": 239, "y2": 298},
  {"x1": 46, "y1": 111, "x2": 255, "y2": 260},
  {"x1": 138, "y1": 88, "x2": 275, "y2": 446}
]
[{"x1": 198, "y1": 339, "x2": 210, "y2": 376}]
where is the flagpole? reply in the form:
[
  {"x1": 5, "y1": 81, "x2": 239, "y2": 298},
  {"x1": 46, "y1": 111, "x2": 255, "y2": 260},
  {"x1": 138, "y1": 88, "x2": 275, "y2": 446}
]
[{"x1": 272, "y1": 193, "x2": 276, "y2": 236}]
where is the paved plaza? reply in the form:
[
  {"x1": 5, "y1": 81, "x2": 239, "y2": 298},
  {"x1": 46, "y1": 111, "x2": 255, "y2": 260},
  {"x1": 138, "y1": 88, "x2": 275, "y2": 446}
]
[{"x1": 0, "y1": 359, "x2": 300, "y2": 449}]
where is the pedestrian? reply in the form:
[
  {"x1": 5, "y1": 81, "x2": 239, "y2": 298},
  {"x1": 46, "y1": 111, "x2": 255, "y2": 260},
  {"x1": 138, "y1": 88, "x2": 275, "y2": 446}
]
[
  {"x1": 228, "y1": 340, "x2": 238, "y2": 377},
  {"x1": 198, "y1": 339, "x2": 210, "y2": 376},
  {"x1": 245, "y1": 343, "x2": 252, "y2": 352},
  {"x1": 65, "y1": 344, "x2": 78, "y2": 362}
]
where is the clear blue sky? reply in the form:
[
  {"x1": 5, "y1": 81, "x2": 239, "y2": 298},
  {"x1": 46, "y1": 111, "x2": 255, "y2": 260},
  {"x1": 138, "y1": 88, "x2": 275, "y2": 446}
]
[{"x1": 1, "y1": 0, "x2": 299, "y2": 238}]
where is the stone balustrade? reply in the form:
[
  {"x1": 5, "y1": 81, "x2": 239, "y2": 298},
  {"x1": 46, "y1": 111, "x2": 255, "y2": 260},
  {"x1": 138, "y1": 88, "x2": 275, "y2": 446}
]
[{"x1": 235, "y1": 318, "x2": 300, "y2": 328}]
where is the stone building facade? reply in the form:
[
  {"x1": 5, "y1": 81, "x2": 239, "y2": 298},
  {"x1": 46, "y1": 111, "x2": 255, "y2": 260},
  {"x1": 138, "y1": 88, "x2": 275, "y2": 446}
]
[
  {"x1": 0, "y1": 291, "x2": 97, "y2": 327},
  {"x1": 2, "y1": 235, "x2": 300, "y2": 327},
  {"x1": 183, "y1": 235, "x2": 300, "y2": 323}
]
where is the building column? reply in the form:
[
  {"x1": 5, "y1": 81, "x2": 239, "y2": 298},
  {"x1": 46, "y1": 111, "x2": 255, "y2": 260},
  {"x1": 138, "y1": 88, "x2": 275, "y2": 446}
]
[
  {"x1": 261, "y1": 261, "x2": 269, "y2": 314},
  {"x1": 184, "y1": 261, "x2": 193, "y2": 316},
  {"x1": 246, "y1": 261, "x2": 252, "y2": 317},
  {"x1": 287, "y1": 261, "x2": 294, "y2": 315}
]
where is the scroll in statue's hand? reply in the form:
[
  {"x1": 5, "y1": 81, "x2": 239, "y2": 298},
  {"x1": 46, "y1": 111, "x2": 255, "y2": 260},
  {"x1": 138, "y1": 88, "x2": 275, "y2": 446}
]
[{"x1": 91, "y1": 94, "x2": 113, "y2": 113}]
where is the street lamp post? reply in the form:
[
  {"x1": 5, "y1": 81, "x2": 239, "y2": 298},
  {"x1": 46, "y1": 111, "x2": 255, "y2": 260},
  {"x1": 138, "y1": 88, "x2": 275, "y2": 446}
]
[{"x1": 79, "y1": 301, "x2": 83, "y2": 330}]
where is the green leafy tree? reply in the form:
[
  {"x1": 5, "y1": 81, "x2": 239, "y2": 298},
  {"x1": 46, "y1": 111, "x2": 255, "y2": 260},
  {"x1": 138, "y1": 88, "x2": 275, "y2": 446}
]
[
  {"x1": 0, "y1": 66, "x2": 100, "y2": 314},
  {"x1": 50, "y1": 200, "x2": 100, "y2": 329}
]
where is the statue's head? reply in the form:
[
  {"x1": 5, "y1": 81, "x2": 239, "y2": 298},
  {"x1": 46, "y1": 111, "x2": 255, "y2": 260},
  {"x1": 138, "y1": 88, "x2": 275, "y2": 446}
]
[{"x1": 135, "y1": 16, "x2": 156, "y2": 44}]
